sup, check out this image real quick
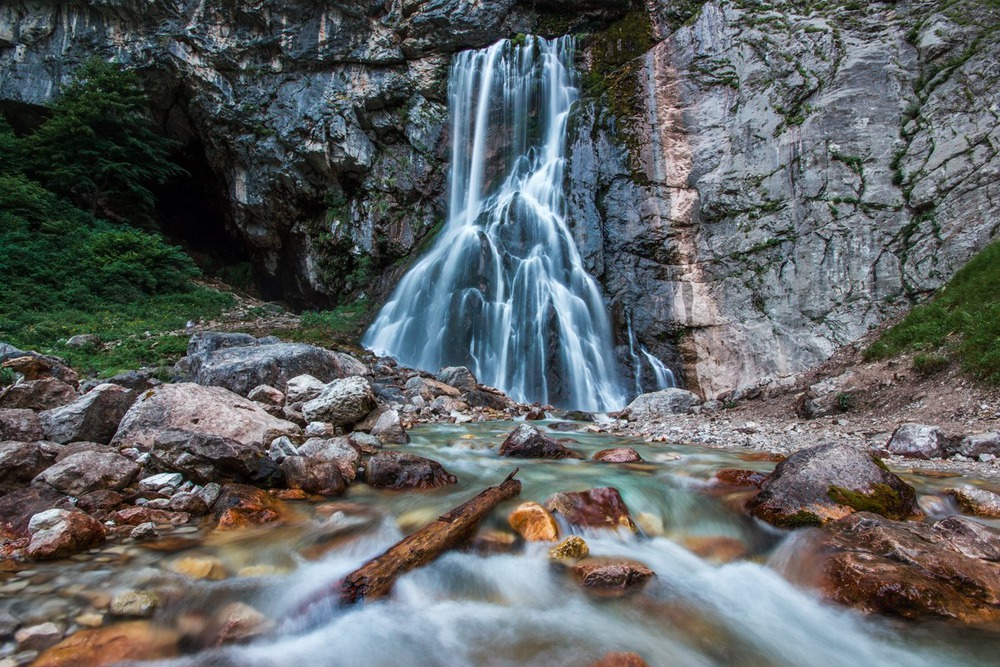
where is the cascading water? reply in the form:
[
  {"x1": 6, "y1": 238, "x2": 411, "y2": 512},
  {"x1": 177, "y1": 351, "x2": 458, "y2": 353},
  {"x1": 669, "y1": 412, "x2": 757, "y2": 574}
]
[
  {"x1": 625, "y1": 312, "x2": 676, "y2": 396},
  {"x1": 363, "y1": 36, "x2": 626, "y2": 412}
]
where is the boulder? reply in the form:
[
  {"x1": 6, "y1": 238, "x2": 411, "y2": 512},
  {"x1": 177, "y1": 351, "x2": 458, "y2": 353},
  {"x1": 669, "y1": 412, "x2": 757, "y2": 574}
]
[
  {"x1": 111, "y1": 383, "x2": 300, "y2": 452},
  {"x1": 465, "y1": 388, "x2": 515, "y2": 411},
  {"x1": 103, "y1": 370, "x2": 160, "y2": 392},
  {"x1": 285, "y1": 374, "x2": 327, "y2": 405},
  {"x1": 0, "y1": 441, "x2": 58, "y2": 494},
  {"x1": 348, "y1": 431, "x2": 382, "y2": 454},
  {"x1": 404, "y1": 376, "x2": 461, "y2": 402},
  {"x1": 137, "y1": 472, "x2": 184, "y2": 495},
  {"x1": 819, "y1": 512, "x2": 1000, "y2": 622},
  {"x1": 624, "y1": 389, "x2": 702, "y2": 420},
  {"x1": 280, "y1": 456, "x2": 347, "y2": 496},
  {"x1": 40, "y1": 384, "x2": 137, "y2": 444},
  {"x1": 110, "y1": 506, "x2": 190, "y2": 527},
  {"x1": 746, "y1": 443, "x2": 918, "y2": 528},
  {"x1": 110, "y1": 591, "x2": 159, "y2": 618},
  {"x1": 571, "y1": 557, "x2": 654, "y2": 596},
  {"x1": 525, "y1": 406, "x2": 546, "y2": 420},
  {"x1": 267, "y1": 436, "x2": 299, "y2": 462},
  {"x1": 549, "y1": 536, "x2": 589, "y2": 561},
  {"x1": 0, "y1": 377, "x2": 77, "y2": 411},
  {"x1": 147, "y1": 429, "x2": 279, "y2": 485},
  {"x1": 168, "y1": 491, "x2": 210, "y2": 515},
  {"x1": 949, "y1": 485, "x2": 1000, "y2": 518},
  {"x1": 0, "y1": 487, "x2": 72, "y2": 540},
  {"x1": 545, "y1": 488, "x2": 637, "y2": 532},
  {"x1": 247, "y1": 384, "x2": 285, "y2": 415},
  {"x1": 0, "y1": 408, "x2": 44, "y2": 441},
  {"x1": 15, "y1": 622, "x2": 64, "y2": 651},
  {"x1": 302, "y1": 376, "x2": 377, "y2": 426},
  {"x1": 2, "y1": 354, "x2": 78, "y2": 387},
  {"x1": 53, "y1": 441, "x2": 105, "y2": 462},
  {"x1": 365, "y1": 451, "x2": 457, "y2": 490},
  {"x1": 498, "y1": 423, "x2": 582, "y2": 459},
  {"x1": 26, "y1": 508, "x2": 106, "y2": 560},
  {"x1": 592, "y1": 447, "x2": 643, "y2": 463},
  {"x1": 508, "y1": 502, "x2": 559, "y2": 541},
  {"x1": 31, "y1": 621, "x2": 179, "y2": 667},
  {"x1": 34, "y1": 450, "x2": 141, "y2": 496},
  {"x1": 212, "y1": 484, "x2": 286, "y2": 530},
  {"x1": 886, "y1": 423, "x2": 953, "y2": 459},
  {"x1": 76, "y1": 490, "x2": 124, "y2": 516},
  {"x1": 66, "y1": 334, "x2": 101, "y2": 349},
  {"x1": 959, "y1": 432, "x2": 1000, "y2": 459},
  {"x1": 794, "y1": 371, "x2": 855, "y2": 419},
  {"x1": 186, "y1": 332, "x2": 259, "y2": 355},
  {"x1": 435, "y1": 366, "x2": 477, "y2": 392},
  {"x1": 428, "y1": 396, "x2": 469, "y2": 415},
  {"x1": 182, "y1": 337, "x2": 366, "y2": 395},
  {"x1": 297, "y1": 436, "x2": 360, "y2": 480},
  {"x1": 370, "y1": 409, "x2": 409, "y2": 444}
]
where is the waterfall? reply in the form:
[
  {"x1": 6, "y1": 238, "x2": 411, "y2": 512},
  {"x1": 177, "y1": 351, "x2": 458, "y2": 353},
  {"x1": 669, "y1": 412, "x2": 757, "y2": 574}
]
[
  {"x1": 363, "y1": 36, "x2": 626, "y2": 411},
  {"x1": 625, "y1": 312, "x2": 676, "y2": 395}
]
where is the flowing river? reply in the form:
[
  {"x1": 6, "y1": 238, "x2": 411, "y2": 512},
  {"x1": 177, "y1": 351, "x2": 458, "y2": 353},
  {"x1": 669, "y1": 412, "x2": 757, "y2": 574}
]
[{"x1": 4, "y1": 423, "x2": 1000, "y2": 666}]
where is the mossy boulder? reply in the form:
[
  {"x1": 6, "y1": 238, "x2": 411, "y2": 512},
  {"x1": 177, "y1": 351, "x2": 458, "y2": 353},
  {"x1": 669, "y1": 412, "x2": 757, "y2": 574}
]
[{"x1": 746, "y1": 443, "x2": 917, "y2": 528}]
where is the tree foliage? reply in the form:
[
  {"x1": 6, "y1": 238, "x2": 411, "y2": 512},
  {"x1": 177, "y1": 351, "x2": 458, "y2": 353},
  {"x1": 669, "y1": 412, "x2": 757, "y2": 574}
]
[{"x1": 25, "y1": 58, "x2": 185, "y2": 224}]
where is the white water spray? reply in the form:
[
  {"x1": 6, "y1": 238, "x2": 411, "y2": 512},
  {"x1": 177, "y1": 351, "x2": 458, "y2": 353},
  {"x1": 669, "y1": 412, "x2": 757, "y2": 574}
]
[{"x1": 363, "y1": 36, "x2": 626, "y2": 411}]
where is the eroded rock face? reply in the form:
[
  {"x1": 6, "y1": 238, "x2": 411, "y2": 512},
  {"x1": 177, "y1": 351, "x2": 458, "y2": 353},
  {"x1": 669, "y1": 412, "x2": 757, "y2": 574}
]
[
  {"x1": 498, "y1": 423, "x2": 582, "y2": 459},
  {"x1": 746, "y1": 443, "x2": 917, "y2": 528},
  {"x1": 111, "y1": 383, "x2": 300, "y2": 452},
  {"x1": 819, "y1": 512, "x2": 1000, "y2": 622},
  {"x1": 365, "y1": 451, "x2": 457, "y2": 490}
]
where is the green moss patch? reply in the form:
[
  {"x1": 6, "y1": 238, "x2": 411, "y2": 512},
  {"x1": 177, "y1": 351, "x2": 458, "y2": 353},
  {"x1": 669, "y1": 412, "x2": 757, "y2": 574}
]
[{"x1": 828, "y1": 483, "x2": 915, "y2": 520}]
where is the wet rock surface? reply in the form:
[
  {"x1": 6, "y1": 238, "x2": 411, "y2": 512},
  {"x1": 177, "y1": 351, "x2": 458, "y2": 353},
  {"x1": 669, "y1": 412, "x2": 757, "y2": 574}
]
[
  {"x1": 746, "y1": 443, "x2": 918, "y2": 527},
  {"x1": 498, "y1": 423, "x2": 582, "y2": 459},
  {"x1": 571, "y1": 557, "x2": 654, "y2": 596},
  {"x1": 545, "y1": 487, "x2": 637, "y2": 533},
  {"x1": 364, "y1": 451, "x2": 457, "y2": 490}
]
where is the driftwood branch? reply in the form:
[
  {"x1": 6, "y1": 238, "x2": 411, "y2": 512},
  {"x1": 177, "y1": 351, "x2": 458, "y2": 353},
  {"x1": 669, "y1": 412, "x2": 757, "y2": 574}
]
[{"x1": 340, "y1": 468, "x2": 522, "y2": 604}]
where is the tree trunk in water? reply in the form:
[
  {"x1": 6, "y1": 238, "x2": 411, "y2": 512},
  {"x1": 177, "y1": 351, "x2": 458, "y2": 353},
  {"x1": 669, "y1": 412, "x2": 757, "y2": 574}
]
[{"x1": 341, "y1": 469, "x2": 522, "y2": 604}]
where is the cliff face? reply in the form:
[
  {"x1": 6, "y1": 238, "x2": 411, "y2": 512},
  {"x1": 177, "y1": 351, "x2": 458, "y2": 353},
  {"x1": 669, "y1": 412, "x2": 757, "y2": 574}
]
[
  {"x1": 566, "y1": 0, "x2": 1000, "y2": 398},
  {"x1": 2, "y1": 0, "x2": 998, "y2": 398}
]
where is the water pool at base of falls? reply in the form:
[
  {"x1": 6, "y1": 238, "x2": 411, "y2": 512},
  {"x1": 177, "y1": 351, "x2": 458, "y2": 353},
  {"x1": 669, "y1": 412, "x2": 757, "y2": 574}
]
[{"x1": 4, "y1": 423, "x2": 999, "y2": 666}]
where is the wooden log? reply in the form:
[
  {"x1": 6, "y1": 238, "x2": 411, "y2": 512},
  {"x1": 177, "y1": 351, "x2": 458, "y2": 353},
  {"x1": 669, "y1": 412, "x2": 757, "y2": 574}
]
[{"x1": 341, "y1": 469, "x2": 522, "y2": 604}]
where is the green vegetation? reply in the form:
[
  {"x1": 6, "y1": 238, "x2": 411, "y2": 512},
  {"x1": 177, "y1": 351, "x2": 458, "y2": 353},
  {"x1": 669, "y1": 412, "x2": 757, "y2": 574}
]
[
  {"x1": 835, "y1": 391, "x2": 855, "y2": 412},
  {"x1": 0, "y1": 367, "x2": 15, "y2": 387},
  {"x1": 865, "y1": 239, "x2": 1000, "y2": 384},
  {"x1": 0, "y1": 61, "x2": 232, "y2": 378},
  {"x1": 827, "y1": 483, "x2": 915, "y2": 520},
  {"x1": 278, "y1": 298, "x2": 371, "y2": 347}
]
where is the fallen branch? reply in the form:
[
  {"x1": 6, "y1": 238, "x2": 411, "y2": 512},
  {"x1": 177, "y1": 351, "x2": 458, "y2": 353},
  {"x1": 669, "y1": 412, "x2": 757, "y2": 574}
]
[{"x1": 341, "y1": 468, "x2": 522, "y2": 604}]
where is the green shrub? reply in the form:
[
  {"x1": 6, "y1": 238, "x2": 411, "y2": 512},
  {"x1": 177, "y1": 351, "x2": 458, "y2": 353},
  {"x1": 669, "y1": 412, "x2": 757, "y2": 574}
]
[
  {"x1": 912, "y1": 353, "x2": 950, "y2": 376},
  {"x1": 0, "y1": 367, "x2": 15, "y2": 387}
]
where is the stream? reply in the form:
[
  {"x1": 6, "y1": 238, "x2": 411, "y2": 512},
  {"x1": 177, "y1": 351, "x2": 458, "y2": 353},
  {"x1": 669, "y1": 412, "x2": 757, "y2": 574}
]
[{"x1": 4, "y1": 422, "x2": 1000, "y2": 666}]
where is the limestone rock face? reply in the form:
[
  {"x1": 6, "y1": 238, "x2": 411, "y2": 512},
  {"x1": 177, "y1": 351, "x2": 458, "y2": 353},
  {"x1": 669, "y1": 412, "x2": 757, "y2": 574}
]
[
  {"x1": 111, "y1": 383, "x2": 300, "y2": 452},
  {"x1": 39, "y1": 384, "x2": 137, "y2": 445},
  {"x1": 746, "y1": 443, "x2": 918, "y2": 527}
]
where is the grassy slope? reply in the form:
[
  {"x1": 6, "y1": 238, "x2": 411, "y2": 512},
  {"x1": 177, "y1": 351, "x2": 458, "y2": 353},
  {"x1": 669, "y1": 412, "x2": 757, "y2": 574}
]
[{"x1": 865, "y1": 239, "x2": 1000, "y2": 383}]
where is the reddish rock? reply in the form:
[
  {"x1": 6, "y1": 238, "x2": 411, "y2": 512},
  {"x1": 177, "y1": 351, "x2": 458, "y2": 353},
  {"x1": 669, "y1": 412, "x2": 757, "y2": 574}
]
[
  {"x1": 212, "y1": 484, "x2": 286, "y2": 530},
  {"x1": 0, "y1": 440, "x2": 58, "y2": 493},
  {"x1": 508, "y1": 502, "x2": 559, "y2": 541},
  {"x1": 545, "y1": 487, "x2": 637, "y2": 532},
  {"x1": 31, "y1": 621, "x2": 179, "y2": 667},
  {"x1": 571, "y1": 557, "x2": 654, "y2": 596},
  {"x1": 2, "y1": 354, "x2": 78, "y2": 386},
  {"x1": 683, "y1": 536, "x2": 748, "y2": 563},
  {"x1": 499, "y1": 423, "x2": 582, "y2": 459},
  {"x1": 26, "y1": 509, "x2": 106, "y2": 560},
  {"x1": 0, "y1": 408, "x2": 44, "y2": 441},
  {"x1": 589, "y1": 652, "x2": 650, "y2": 667},
  {"x1": 365, "y1": 451, "x2": 457, "y2": 490},
  {"x1": 0, "y1": 377, "x2": 77, "y2": 410},
  {"x1": 819, "y1": 512, "x2": 1000, "y2": 622},
  {"x1": 76, "y1": 490, "x2": 125, "y2": 516},
  {"x1": 34, "y1": 450, "x2": 141, "y2": 496},
  {"x1": 0, "y1": 487, "x2": 72, "y2": 539},
  {"x1": 281, "y1": 456, "x2": 347, "y2": 496},
  {"x1": 524, "y1": 406, "x2": 546, "y2": 420},
  {"x1": 167, "y1": 492, "x2": 210, "y2": 515},
  {"x1": 592, "y1": 447, "x2": 643, "y2": 464},
  {"x1": 714, "y1": 468, "x2": 768, "y2": 488},
  {"x1": 110, "y1": 506, "x2": 190, "y2": 527}
]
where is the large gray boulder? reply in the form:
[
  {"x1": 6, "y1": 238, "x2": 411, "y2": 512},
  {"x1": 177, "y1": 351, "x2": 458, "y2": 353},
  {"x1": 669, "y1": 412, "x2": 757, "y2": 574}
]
[
  {"x1": 369, "y1": 409, "x2": 409, "y2": 444},
  {"x1": 147, "y1": 429, "x2": 280, "y2": 485},
  {"x1": 285, "y1": 374, "x2": 327, "y2": 405},
  {"x1": 435, "y1": 366, "x2": 477, "y2": 393},
  {"x1": 959, "y1": 432, "x2": 1000, "y2": 459},
  {"x1": 886, "y1": 423, "x2": 954, "y2": 459},
  {"x1": 624, "y1": 389, "x2": 702, "y2": 421},
  {"x1": 34, "y1": 450, "x2": 141, "y2": 496},
  {"x1": 302, "y1": 377, "x2": 377, "y2": 426},
  {"x1": 39, "y1": 384, "x2": 137, "y2": 445},
  {"x1": 111, "y1": 383, "x2": 300, "y2": 452},
  {"x1": 297, "y1": 436, "x2": 360, "y2": 481},
  {"x1": 746, "y1": 442, "x2": 918, "y2": 528},
  {"x1": 182, "y1": 337, "x2": 367, "y2": 396}
]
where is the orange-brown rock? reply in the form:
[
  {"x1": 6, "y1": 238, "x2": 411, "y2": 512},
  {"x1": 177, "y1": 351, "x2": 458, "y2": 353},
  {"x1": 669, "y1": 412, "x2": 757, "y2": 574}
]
[
  {"x1": 545, "y1": 487, "x2": 637, "y2": 533},
  {"x1": 589, "y1": 652, "x2": 650, "y2": 667},
  {"x1": 508, "y1": 502, "x2": 559, "y2": 541},
  {"x1": 109, "y1": 506, "x2": 190, "y2": 527},
  {"x1": 683, "y1": 536, "x2": 748, "y2": 563},
  {"x1": 714, "y1": 468, "x2": 768, "y2": 488},
  {"x1": 571, "y1": 557, "x2": 654, "y2": 597},
  {"x1": 31, "y1": 621, "x2": 178, "y2": 666},
  {"x1": 212, "y1": 484, "x2": 286, "y2": 531},
  {"x1": 592, "y1": 447, "x2": 643, "y2": 464}
]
